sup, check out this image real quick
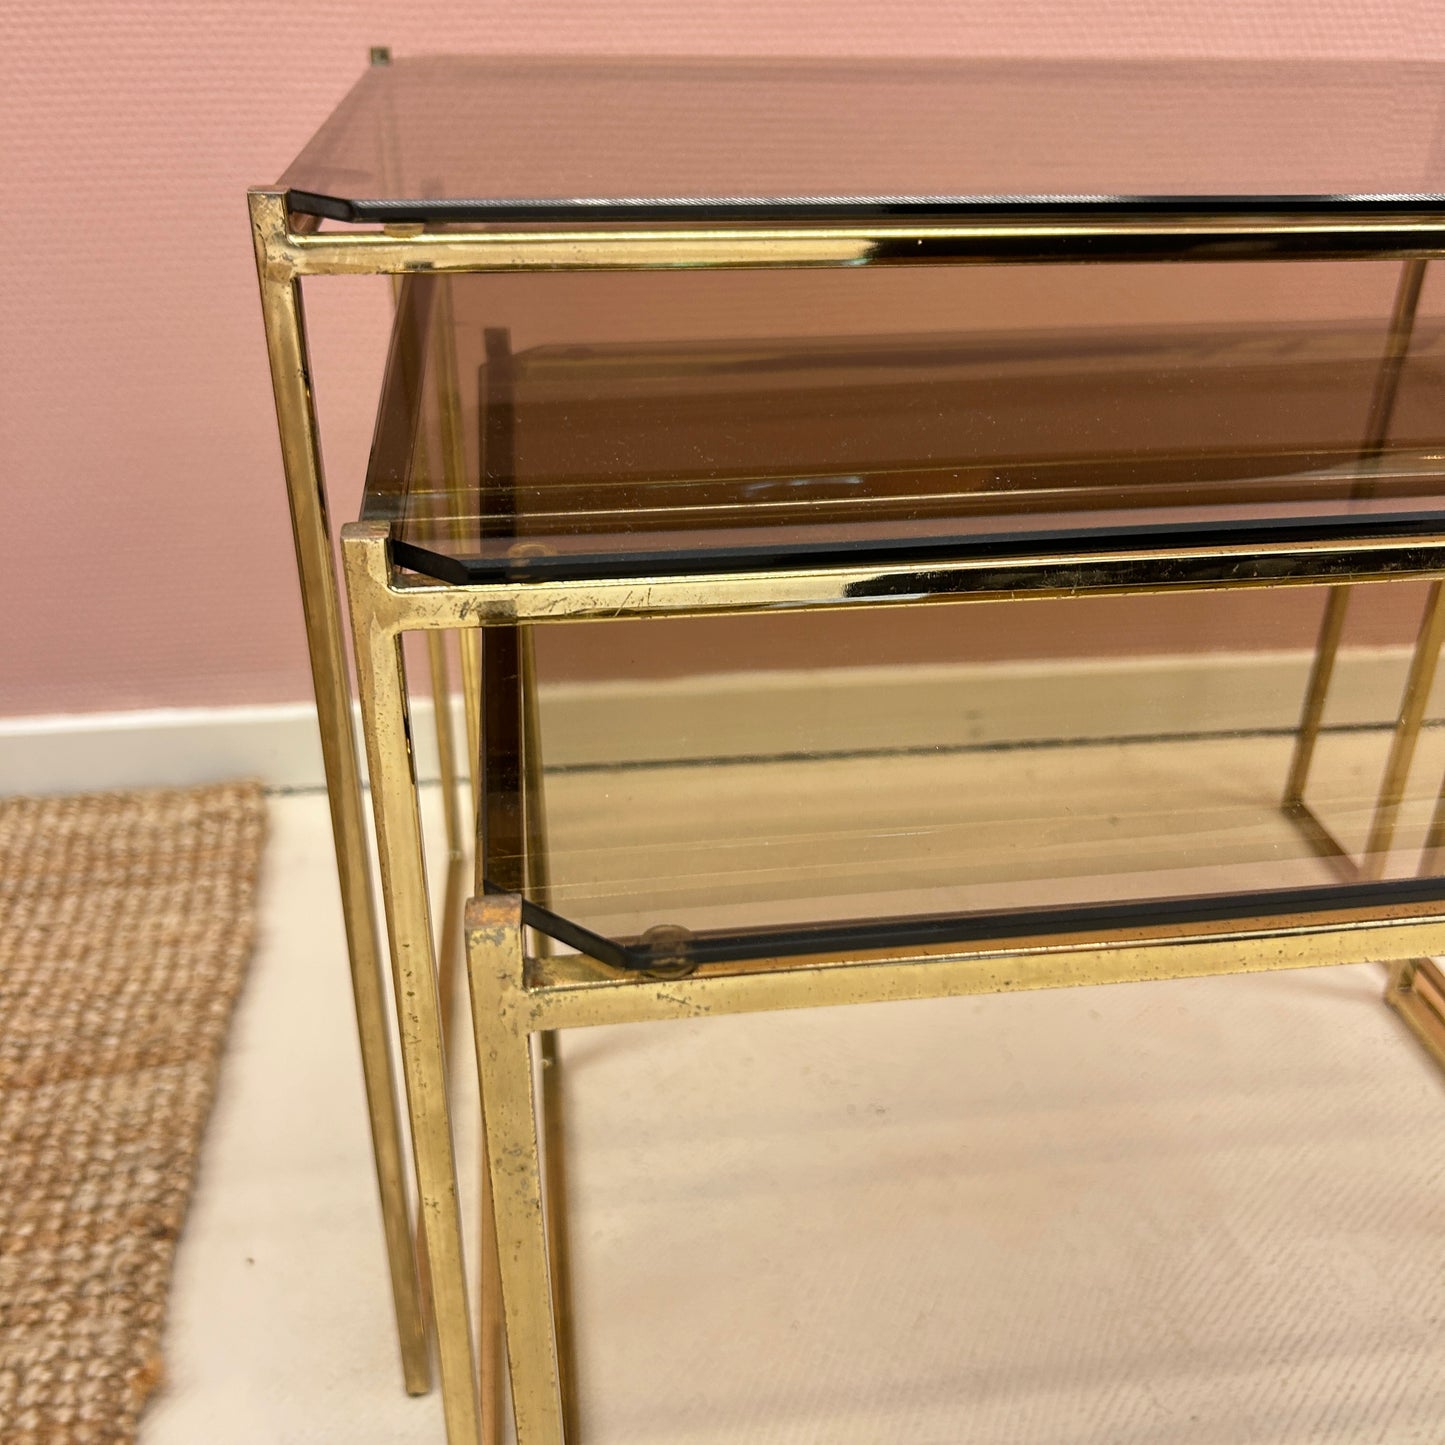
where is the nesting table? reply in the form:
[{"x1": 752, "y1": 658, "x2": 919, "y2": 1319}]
[{"x1": 253, "y1": 53, "x2": 1445, "y2": 1445}]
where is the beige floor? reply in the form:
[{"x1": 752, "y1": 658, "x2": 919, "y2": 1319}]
[{"x1": 140, "y1": 744, "x2": 1445, "y2": 1444}]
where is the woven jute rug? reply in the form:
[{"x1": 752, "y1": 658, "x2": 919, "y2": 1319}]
[{"x1": 0, "y1": 782, "x2": 266, "y2": 1444}]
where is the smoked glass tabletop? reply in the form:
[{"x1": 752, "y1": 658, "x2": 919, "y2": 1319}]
[
  {"x1": 365, "y1": 263, "x2": 1445, "y2": 586},
  {"x1": 281, "y1": 55, "x2": 1445, "y2": 222}
]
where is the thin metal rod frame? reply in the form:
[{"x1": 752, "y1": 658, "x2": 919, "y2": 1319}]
[
  {"x1": 249, "y1": 191, "x2": 431, "y2": 1396},
  {"x1": 346, "y1": 533, "x2": 483, "y2": 1444},
  {"x1": 1283, "y1": 259, "x2": 1439, "y2": 877}
]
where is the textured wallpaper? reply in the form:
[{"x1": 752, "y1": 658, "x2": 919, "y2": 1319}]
[{"x1": 5, "y1": 1, "x2": 1445, "y2": 715}]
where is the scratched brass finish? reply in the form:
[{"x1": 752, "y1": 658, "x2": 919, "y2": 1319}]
[
  {"x1": 468, "y1": 895, "x2": 567, "y2": 1445},
  {"x1": 393, "y1": 245, "x2": 500, "y2": 1426},
  {"x1": 371, "y1": 535, "x2": 1445, "y2": 626},
  {"x1": 248, "y1": 190, "x2": 431, "y2": 1397},
  {"x1": 345, "y1": 532, "x2": 482, "y2": 1444},
  {"x1": 465, "y1": 887, "x2": 1445, "y2": 1442},
  {"x1": 264, "y1": 213, "x2": 1445, "y2": 276}
]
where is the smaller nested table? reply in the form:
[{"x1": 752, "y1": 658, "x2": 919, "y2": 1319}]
[{"x1": 254, "y1": 52, "x2": 1445, "y2": 1445}]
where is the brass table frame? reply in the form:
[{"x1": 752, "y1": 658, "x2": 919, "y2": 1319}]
[{"x1": 251, "y1": 175, "x2": 1445, "y2": 1445}]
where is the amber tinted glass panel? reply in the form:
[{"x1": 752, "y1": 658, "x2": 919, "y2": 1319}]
[
  {"x1": 366, "y1": 264, "x2": 1445, "y2": 583},
  {"x1": 482, "y1": 580, "x2": 1445, "y2": 967},
  {"x1": 282, "y1": 57, "x2": 1445, "y2": 221}
]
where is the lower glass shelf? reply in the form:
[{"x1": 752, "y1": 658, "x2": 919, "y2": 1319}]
[{"x1": 470, "y1": 577, "x2": 1445, "y2": 972}]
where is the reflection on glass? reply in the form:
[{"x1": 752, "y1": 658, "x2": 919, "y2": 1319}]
[
  {"x1": 282, "y1": 56, "x2": 1445, "y2": 218},
  {"x1": 367, "y1": 265, "x2": 1445, "y2": 583},
  {"x1": 484, "y1": 582, "x2": 1445, "y2": 966}
]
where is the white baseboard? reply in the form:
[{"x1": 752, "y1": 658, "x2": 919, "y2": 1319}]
[
  {"x1": 0, "y1": 646, "x2": 1433, "y2": 795},
  {"x1": 0, "y1": 704, "x2": 338, "y2": 795}
]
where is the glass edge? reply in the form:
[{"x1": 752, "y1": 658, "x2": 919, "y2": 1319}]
[
  {"x1": 506, "y1": 874, "x2": 1445, "y2": 974},
  {"x1": 389, "y1": 514, "x2": 1445, "y2": 588},
  {"x1": 285, "y1": 188, "x2": 1445, "y2": 227}
]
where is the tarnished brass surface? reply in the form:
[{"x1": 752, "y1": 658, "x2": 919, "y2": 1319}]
[
  {"x1": 249, "y1": 188, "x2": 1445, "y2": 278},
  {"x1": 344, "y1": 531, "x2": 482, "y2": 1442},
  {"x1": 467, "y1": 895, "x2": 567, "y2": 1445},
  {"x1": 520, "y1": 901, "x2": 1445, "y2": 1029},
  {"x1": 360, "y1": 527, "x2": 1445, "y2": 627},
  {"x1": 248, "y1": 190, "x2": 431, "y2": 1397},
  {"x1": 464, "y1": 886, "x2": 1445, "y2": 1442}
]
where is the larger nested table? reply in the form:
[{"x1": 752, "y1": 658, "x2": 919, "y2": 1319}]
[{"x1": 253, "y1": 53, "x2": 1445, "y2": 1445}]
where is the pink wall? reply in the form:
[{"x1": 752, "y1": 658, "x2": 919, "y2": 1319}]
[{"x1": 4, "y1": 3, "x2": 1445, "y2": 717}]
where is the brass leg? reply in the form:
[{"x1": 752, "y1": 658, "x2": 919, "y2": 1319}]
[
  {"x1": 418, "y1": 267, "x2": 500, "y2": 1436},
  {"x1": 520, "y1": 627, "x2": 580, "y2": 1437},
  {"x1": 463, "y1": 632, "x2": 503, "y2": 1445},
  {"x1": 1385, "y1": 957, "x2": 1445, "y2": 1072},
  {"x1": 520, "y1": 628, "x2": 552, "y2": 908},
  {"x1": 421, "y1": 632, "x2": 476, "y2": 1357},
  {"x1": 402, "y1": 277, "x2": 476, "y2": 1381},
  {"x1": 1360, "y1": 581, "x2": 1445, "y2": 877},
  {"x1": 480, "y1": 615, "x2": 577, "y2": 1434},
  {"x1": 250, "y1": 194, "x2": 431, "y2": 1396},
  {"x1": 1384, "y1": 759, "x2": 1445, "y2": 1076},
  {"x1": 538, "y1": 1027, "x2": 579, "y2": 1441},
  {"x1": 1286, "y1": 581, "x2": 1445, "y2": 879},
  {"x1": 478, "y1": 1129, "x2": 507, "y2": 1445},
  {"x1": 433, "y1": 277, "x2": 484, "y2": 824},
  {"x1": 1283, "y1": 586, "x2": 1353, "y2": 811},
  {"x1": 345, "y1": 530, "x2": 481, "y2": 1443},
  {"x1": 467, "y1": 893, "x2": 568, "y2": 1445},
  {"x1": 428, "y1": 633, "x2": 467, "y2": 1037},
  {"x1": 1419, "y1": 769, "x2": 1445, "y2": 879},
  {"x1": 460, "y1": 631, "x2": 484, "y2": 822},
  {"x1": 478, "y1": 306, "x2": 577, "y2": 1431},
  {"x1": 1282, "y1": 258, "x2": 1432, "y2": 874},
  {"x1": 443, "y1": 636, "x2": 504, "y2": 1445}
]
